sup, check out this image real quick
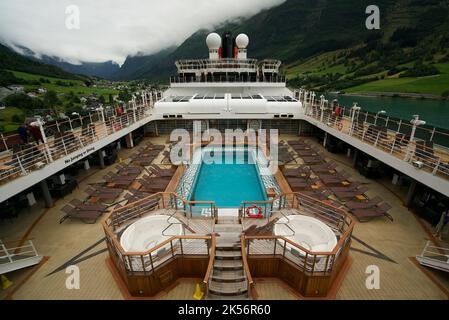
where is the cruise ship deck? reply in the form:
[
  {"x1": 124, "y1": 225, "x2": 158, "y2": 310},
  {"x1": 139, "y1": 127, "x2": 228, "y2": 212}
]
[
  {"x1": 0, "y1": 134, "x2": 448, "y2": 300},
  {"x1": 1, "y1": 32, "x2": 448, "y2": 301}
]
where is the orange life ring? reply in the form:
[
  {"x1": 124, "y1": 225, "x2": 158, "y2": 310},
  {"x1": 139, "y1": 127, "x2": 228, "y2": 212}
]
[
  {"x1": 246, "y1": 205, "x2": 263, "y2": 219},
  {"x1": 336, "y1": 121, "x2": 343, "y2": 131}
]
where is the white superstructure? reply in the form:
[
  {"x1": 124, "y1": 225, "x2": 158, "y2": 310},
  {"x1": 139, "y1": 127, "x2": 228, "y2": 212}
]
[{"x1": 154, "y1": 32, "x2": 301, "y2": 120}]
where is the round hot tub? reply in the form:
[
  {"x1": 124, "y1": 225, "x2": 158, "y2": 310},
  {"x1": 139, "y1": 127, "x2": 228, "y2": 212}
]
[
  {"x1": 274, "y1": 215, "x2": 337, "y2": 254},
  {"x1": 120, "y1": 215, "x2": 183, "y2": 253}
]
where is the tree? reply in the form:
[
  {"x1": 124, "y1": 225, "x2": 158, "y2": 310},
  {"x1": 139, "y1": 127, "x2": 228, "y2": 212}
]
[
  {"x1": 2, "y1": 93, "x2": 45, "y2": 111},
  {"x1": 12, "y1": 114, "x2": 23, "y2": 123},
  {"x1": 43, "y1": 90, "x2": 59, "y2": 108}
]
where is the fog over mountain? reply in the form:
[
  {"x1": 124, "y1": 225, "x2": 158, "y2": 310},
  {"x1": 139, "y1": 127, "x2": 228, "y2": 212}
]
[{"x1": 0, "y1": 0, "x2": 285, "y2": 66}]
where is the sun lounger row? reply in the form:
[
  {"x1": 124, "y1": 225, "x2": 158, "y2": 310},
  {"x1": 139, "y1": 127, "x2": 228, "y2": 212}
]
[
  {"x1": 285, "y1": 139, "x2": 393, "y2": 222},
  {"x1": 60, "y1": 199, "x2": 107, "y2": 224}
]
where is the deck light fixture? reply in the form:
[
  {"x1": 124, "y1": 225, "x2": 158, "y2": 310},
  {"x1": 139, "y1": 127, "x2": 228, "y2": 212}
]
[
  {"x1": 374, "y1": 110, "x2": 386, "y2": 125},
  {"x1": 350, "y1": 103, "x2": 361, "y2": 135},
  {"x1": 410, "y1": 115, "x2": 426, "y2": 141}
]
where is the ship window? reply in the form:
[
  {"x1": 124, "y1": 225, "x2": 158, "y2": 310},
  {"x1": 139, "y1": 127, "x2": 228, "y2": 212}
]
[
  {"x1": 231, "y1": 94, "x2": 241, "y2": 99},
  {"x1": 172, "y1": 96, "x2": 192, "y2": 102},
  {"x1": 242, "y1": 95, "x2": 252, "y2": 99},
  {"x1": 252, "y1": 95, "x2": 262, "y2": 99},
  {"x1": 266, "y1": 97, "x2": 276, "y2": 102},
  {"x1": 215, "y1": 94, "x2": 225, "y2": 99},
  {"x1": 194, "y1": 95, "x2": 204, "y2": 99}
]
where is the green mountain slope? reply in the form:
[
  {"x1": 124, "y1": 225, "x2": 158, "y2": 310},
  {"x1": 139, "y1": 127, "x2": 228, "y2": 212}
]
[
  {"x1": 113, "y1": 0, "x2": 449, "y2": 97},
  {"x1": 0, "y1": 44, "x2": 83, "y2": 80}
]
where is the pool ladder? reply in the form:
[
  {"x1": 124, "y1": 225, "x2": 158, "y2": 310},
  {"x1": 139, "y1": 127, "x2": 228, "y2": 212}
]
[
  {"x1": 161, "y1": 209, "x2": 185, "y2": 236},
  {"x1": 271, "y1": 210, "x2": 296, "y2": 237}
]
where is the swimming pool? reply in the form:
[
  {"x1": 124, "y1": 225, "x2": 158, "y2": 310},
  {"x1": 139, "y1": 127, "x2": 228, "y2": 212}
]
[{"x1": 190, "y1": 149, "x2": 267, "y2": 207}]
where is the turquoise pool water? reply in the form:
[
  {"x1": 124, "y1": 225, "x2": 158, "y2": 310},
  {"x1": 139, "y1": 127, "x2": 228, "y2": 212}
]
[{"x1": 190, "y1": 150, "x2": 267, "y2": 208}]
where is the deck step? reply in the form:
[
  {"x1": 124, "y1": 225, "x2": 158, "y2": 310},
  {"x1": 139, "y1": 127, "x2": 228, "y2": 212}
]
[
  {"x1": 215, "y1": 250, "x2": 242, "y2": 260},
  {"x1": 214, "y1": 259, "x2": 243, "y2": 270},
  {"x1": 209, "y1": 280, "x2": 248, "y2": 296},
  {"x1": 214, "y1": 224, "x2": 242, "y2": 232},
  {"x1": 212, "y1": 270, "x2": 245, "y2": 282},
  {"x1": 215, "y1": 243, "x2": 241, "y2": 251},
  {"x1": 207, "y1": 293, "x2": 250, "y2": 300}
]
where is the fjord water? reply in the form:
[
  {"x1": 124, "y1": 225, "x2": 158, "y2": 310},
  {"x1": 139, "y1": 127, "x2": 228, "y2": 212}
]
[
  {"x1": 326, "y1": 94, "x2": 449, "y2": 130},
  {"x1": 191, "y1": 151, "x2": 266, "y2": 207}
]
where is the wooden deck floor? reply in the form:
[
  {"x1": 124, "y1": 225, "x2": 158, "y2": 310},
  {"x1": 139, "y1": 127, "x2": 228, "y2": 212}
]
[{"x1": 1, "y1": 135, "x2": 448, "y2": 300}]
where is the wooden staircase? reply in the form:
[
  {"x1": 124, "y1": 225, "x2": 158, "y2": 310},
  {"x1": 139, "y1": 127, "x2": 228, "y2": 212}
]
[{"x1": 206, "y1": 215, "x2": 250, "y2": 299}]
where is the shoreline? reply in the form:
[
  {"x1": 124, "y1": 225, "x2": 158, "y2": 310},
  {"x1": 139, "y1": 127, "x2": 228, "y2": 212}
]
[{"x1": 332, "y1": 91, "x2": 449, "y2": 101}]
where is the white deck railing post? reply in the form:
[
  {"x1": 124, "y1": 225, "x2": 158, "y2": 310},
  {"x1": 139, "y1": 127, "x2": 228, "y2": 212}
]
[
  {"x1": 37, "y1": 119, "x2": 53, "y2": 163},
  {"x1": 1, "y1": 133, "x2": 9, "y2": 151},
  {"x1": 29, "y1": 240, "x2": 38, "y2": 257},
  {"x1": 1, "y1": 243, "x2": 13, "y2": 263}
]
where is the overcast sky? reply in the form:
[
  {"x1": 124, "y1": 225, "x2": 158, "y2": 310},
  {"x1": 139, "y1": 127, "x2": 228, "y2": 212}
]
[{"x1": 0, "y1": 0, "x2": 284, "y2": 65}]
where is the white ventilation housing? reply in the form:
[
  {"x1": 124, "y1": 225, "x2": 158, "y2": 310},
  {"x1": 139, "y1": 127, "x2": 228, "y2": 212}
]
[
  {"x1": 236, "y1": 33, "x2": 249, "y2": 48},
  {"x1": 236, "y1": 33, "x2": 249, "y2": 59},
  {"x1": 206, "y1": 33, "x2": 221, "y2": 59},
  {"x1": 206, "y1": 33, "x2": 221, "y2": 49}
]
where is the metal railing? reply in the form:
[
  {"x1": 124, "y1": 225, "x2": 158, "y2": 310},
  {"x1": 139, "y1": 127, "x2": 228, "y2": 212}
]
[
  {"x1": 240, "y1": 192, "x2": 351, "y2": 235},
  {"x1": 240, "y1": 234, "x2": 254, "y2": 298},
  {"x1": 416, "y1": 240, "x2": 449, "y2": 272},
  {"x1": 103, "y1": 192, "x2": 216, "y2": 276},
  {"x1": 170, "y1": 75, "x2": 286, "y2": 84},
  {"x1": 242, "y1": 192, "x2": 353, "y2": 276},
  {"x1": 203, "y1": 234, "x2": 217, "y2": 297},
  {"x1": 303, "y1": 99, "x2": 449, "y2": 180},
  {"x1": 0, "y1": 239, "x2": 40, "y2": 266},
  {"x1": 0, "y1": 94, "x2": 161, "y2": 186}
]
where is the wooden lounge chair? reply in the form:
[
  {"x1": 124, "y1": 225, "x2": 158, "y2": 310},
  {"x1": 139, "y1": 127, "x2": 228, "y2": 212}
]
[
  {"x1": 301, "y1": 156, "x2": 324, "y2": 165},
  {"x1": 296, "y1": 150, "x2": 320, "y2": 157},
  {"x1": 282, "y1": 166, "x2": 311, "y2": 178},
  {"x1": 299, "y1": 190, "x2": 332, "y2": 201},
  {"x1": 345, "y1": 196, "x2": 383, "y2": 210},
  {"x1": 60, "y1": 203, "x2": 104, "y2": 224},
  {"x1": 149, "y1": 165, "x2": 176, "y2": 177},
  {"x1": 333, "y1": 186, "x2": 369, "y2": 201},
  {"x1": 351, "y1": 202, "x2": 393, "y2": 222},
  {"x1": 310, "y1": 162, "x2": 338, "y2": 173},
  {"x1": 287, "y1": 140, "x2": 306, "y2": 146},
  {"x1": 116, "y1": 165, "x2": 142, "y2": 175},
  {"x1": 329, "y1": 181, "x2": 362, "y2": 192},
  {"x1": 69, "y1": 199, "x2": 107, "y2": 211}
]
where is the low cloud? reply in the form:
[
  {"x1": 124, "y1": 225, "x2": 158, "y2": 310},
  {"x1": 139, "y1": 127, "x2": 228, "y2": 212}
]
[{"x1": 0, "y1": 0, "x2": 285, "y2": 65}]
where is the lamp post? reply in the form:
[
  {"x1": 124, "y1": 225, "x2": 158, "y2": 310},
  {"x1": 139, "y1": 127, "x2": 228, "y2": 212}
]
[
  {"x1": 141, "y1": 91, "x2": 146, "y2": 109},
  {"x1": 410, "y1": 115, "x2": 426, "y2": 142},
  {"x1": 350, "y1": 103, "x2": 361, "y2": 136},
  {"x1": 374, "y1": 110, "x2": 386, "y2": 125},
  {"x1": 320, "y1": 95, "x2": 325, "y2": 122},
  {"x1": 96, "y1": 105, "x2": 105, "y2": 123},
  {"x1": 35, "y1": 118, "x2": 53, "y2": 163}
]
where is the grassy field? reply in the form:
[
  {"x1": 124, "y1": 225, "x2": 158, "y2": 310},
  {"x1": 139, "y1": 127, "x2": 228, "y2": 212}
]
[
  {"x1": 10, "y1": 70, "x2": 119, "y2": 100},
  {"x1": 346, "y1": 62, "x2": 449, "y2": 96},
  {"x1": 0, "y1": 107, "x2": 25, "y2": 132},
  {"x1": 1, "y1": 71, "x2": 123, "y2": 133},
  {"x1": 285, "y1": 50, "x2": 347, "y2": 79},
  {"x1": 286, "y1": 47, "x2": 449, "y2": 97}
]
